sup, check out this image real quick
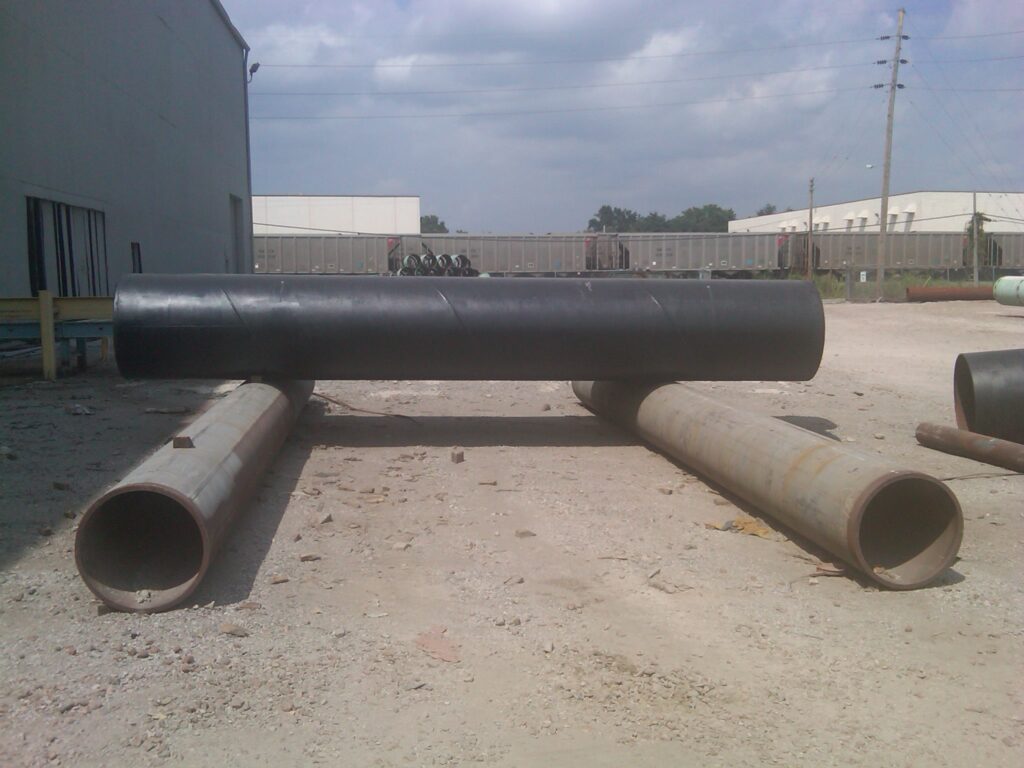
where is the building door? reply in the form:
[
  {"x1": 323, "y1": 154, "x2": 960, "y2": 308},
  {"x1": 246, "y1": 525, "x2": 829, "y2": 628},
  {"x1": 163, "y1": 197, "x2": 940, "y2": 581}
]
[{"x1": 25, "y1": 197, "x2": 108, "y2": 297}]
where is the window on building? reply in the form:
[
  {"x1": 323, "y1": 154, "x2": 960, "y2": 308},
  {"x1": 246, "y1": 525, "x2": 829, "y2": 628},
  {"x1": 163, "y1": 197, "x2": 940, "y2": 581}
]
[
  {"x1": 888, "y1": 213, "x2": 898, "y2": 228},
  {"x1": 858, "y1": 217, "x2": 868, "y2": 231},
  {"x1": 821, "y1": 222, "x2": 829, "y2": 231},
  {"x1": 845, "y1": 219, "x2": 853, "y2": 232},
  {"x1": 904, "y1": 211, "x2": 915, "y2": 231},
  {"x1": 25, "y1": 197, "x2": 108, "y2": 297}
]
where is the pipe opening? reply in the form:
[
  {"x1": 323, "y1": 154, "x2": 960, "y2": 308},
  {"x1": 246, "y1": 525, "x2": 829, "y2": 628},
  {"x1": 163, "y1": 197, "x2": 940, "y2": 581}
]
[
  {"x1": 77, "y1": 490, "x2": 205, "y2": 611},
  {"x1": 857, "y1": 477, "x2": 962, "y2": 588},
  {"x1": 953, "y1": 356, "x2": 975, "y2": 430}
]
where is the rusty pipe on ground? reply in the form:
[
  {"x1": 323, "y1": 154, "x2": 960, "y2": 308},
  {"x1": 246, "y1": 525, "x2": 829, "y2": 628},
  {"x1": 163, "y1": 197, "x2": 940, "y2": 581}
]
[
  {"x1": 905, "y1": 285, "x2": 993, "y2": 302},
  {"x1": 916, "y1": 422, "x2": 1024, "y2": 474},
  {"x1": 954, "y1": 349, "x2": 1024, "y2": 443},
  {"x1": 573, "y1": 381, "x2": 963, "y2": 590},
  {"x1": 75, "y1": 379, "x2": 313, "y2": 612}
]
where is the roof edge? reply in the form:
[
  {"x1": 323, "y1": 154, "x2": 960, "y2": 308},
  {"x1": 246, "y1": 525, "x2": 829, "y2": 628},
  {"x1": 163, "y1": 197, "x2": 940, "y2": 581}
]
[{"x1": 208, "y1": 0, "x2": 248, "y2": 51}]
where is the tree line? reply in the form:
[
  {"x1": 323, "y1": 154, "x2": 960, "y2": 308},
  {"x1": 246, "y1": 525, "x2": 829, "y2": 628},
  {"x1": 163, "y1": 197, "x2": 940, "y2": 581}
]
[{"x1": 421, "y1": 203, "x2": 785, "y2": 235}]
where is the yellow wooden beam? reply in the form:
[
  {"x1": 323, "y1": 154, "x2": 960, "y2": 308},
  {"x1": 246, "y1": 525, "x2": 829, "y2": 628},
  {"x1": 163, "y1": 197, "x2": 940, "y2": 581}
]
[
  {"x1": 0, "y1": 298, "x2": 43, "y2": 321},
  {"x1": 0, "y1": 296, "x2": 113, "y2": 321},
  {"x1": 38, "y1": 290, "x2": 57, "y2": 381},
  {"x1": 54, "y1": 296, "x2": 114, "y2": 321}
]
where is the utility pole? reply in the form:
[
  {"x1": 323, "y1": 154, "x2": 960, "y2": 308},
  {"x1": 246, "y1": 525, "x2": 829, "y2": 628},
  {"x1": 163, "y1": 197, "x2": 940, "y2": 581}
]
[
  {"x1": 973, "y1": 191, "x2": 979, "y2": 286},
  {"x1": 807, "y1": 177, "x2": 815, "y2": 280},
  {"x1": 876, "y1": 7, "x2": 906, "y2": 300}
]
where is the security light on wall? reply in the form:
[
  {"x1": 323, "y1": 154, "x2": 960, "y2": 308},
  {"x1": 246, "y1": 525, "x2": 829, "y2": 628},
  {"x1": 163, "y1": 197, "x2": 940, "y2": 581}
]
[{"x1": 248, "y1": 62, "x2": 260, "y2": 82}]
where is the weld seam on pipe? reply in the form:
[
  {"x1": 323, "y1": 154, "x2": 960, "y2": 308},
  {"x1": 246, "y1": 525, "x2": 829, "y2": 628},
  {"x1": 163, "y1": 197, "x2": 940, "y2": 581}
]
[
  {"x1": 574, "y1": 380, "x2": 963, "y2": 590},
  {"x1": 75, "y1": 379, "x2": 313, "y2": 612}
]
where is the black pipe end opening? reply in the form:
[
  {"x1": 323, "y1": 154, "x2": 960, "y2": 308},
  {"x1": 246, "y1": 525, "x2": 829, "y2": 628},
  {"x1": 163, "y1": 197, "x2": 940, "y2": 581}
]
[
  {"x1": 953, "y1": 354, "x2": 975, "y2": 431},
  {"x1": 855, "y1": 476, "x2": 963, "y2": 590},
  {"x1": 75, "y1": 489, "x2": 207, "y2": 612}
]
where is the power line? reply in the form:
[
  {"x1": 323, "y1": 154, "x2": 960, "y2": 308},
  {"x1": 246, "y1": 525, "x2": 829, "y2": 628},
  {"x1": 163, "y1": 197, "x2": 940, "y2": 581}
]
[
  {"x1": 918, "y1": 29, "x2": 1024, "y2": 40},
  {"x1": 251, "y1": 62, "x2": 875, "y2": 98},
  {"x1": 914, "y1": 86, "x2": 1024, "y2": 92},
  {"x1": 250, "y1": 85, "x2": 867, "y2": 121},
  {"x1": 928, "y1": 53, "x2": 1024, "y2": 64},
  {"x1": 259, "y1": 36, "x2": 883, "y2": 69}
]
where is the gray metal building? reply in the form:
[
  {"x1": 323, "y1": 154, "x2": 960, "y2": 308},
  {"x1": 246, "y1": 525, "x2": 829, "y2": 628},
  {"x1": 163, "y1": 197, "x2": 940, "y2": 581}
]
[{"x1": 0, "y1": 0, "x2": 253, "y2": 298}]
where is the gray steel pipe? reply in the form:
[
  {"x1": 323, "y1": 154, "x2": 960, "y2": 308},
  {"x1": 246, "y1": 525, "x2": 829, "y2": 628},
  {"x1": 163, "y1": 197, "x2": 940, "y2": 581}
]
[
  {"x1": 916, "y1": 422, "x2": 1024, "y2": 474},
  {"x1": 993, "y1": 276, "x2": 1024, "y2": 307},
  {"x1": 75, "y1": 379, "x2": 313, "y2": 612},
  {"x1": 574, "y1": 381, "x2": 963, "y2": 590}
]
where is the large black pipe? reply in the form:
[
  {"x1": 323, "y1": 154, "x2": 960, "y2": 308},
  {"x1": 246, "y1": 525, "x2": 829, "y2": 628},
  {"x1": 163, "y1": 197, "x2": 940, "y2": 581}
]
[
  {"x1": 114, "y1": 275, "x2": 825, "y2": 381},
  {"x1": 954, "y1": 348, "x2": 1024, "y2": 443}
]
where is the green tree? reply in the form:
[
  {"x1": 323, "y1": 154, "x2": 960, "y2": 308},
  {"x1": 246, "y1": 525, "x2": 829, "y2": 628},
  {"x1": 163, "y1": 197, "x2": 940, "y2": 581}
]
[
  {"x1": 587, "y1": 205, "x2": 640, "y2": 232},
  {"x1": 667, "y1": 204, "x2": 736, "y2": 232},
  {"x1": 420, "y1": 214, "x2": 449, "y2": 233},
  {"x1": 963, "y1": 212, "x2": 1002, "y2": 268},
  {"x1": 756, "y1": 203, "x2": 778, "y2": 216}
]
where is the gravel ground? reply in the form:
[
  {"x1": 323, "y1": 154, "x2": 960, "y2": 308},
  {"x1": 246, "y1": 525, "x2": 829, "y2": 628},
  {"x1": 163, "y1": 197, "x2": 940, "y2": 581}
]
[{"x1": 1, "y1": 299, "x2": 1022, "y2": 767}]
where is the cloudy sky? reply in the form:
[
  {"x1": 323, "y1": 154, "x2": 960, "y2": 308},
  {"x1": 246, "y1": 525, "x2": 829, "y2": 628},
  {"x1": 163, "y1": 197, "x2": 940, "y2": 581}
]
[{"x1": 221, "y1": 0, "x2": 1024, "y2": 232}]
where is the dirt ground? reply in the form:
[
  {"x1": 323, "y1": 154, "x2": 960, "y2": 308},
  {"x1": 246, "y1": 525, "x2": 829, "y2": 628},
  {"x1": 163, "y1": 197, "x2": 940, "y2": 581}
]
[{"x1": 1, "y1": 299, "x2": 1022, "y2": 767}]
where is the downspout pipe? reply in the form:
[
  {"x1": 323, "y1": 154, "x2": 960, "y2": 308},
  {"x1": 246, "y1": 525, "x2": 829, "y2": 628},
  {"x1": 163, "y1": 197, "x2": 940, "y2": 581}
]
[
  {"x1": 75, "y1": 379, "x2": 313, "y2": 612},
  {"x1": 573, "y1": 380, "x2": 962, "y2": 590}
]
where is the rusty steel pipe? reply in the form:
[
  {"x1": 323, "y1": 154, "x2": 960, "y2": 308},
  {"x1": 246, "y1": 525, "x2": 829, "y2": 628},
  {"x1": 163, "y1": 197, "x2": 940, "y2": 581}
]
[
  {"x1": 75, "y1": 379, "x2": 313, "y2": 612},
  {"x1": 574, "y1": 381, "x2": 963, "y2": 590},
  {"x1": 905, "y1": 285, "x2": 993, "y2": 302},
  {"x1": 916, "y1": 422, "x2": 1024, "y2": 474},
  {"x1": 954, "y1": 349, "x2": 1024, "y2": 443}
]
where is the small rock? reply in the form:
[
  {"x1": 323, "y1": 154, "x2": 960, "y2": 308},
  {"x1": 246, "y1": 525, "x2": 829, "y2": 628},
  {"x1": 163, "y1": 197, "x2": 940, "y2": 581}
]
[
  {"x1": 450, "y1": 448, "x2": 465, "y2": 464},
  {"x1": 479, "y1": 480, "x2": 498, "y2": 486},
  {"x1": 136, "y1": 650, "x2": 150, "y2": 659},
  {"x1": 218, "y1": 623, "x2": 249, "y2": 638},
  {"x1": 331, "y1": 628, "x2": 348, "y2": 639},
  {"x1": 270, "y1": 574, "x2": 290, "y2": 585},
  {"x1": 280, "y1": 700, "x2": 295, "y2": 712},
  {"x1": 0, "y1": 445, "x2": 16, "y2": 460},
  {"x1": 713, "y1": 498, "x2": 730, "y2": 506},
  {"x1": 541, "y1": 404, "x2": 552, "y2": 412},
  {"x1": 64, "y1": 403, "x2": 94, "y2": 416},
  {"x1": 647, "y1": 567, "x2": 662, "y2": 580},
  {"x1": 514, "y1": 529, "x2": 536, "y2": 538},
  {"x1": 357, "y1": 486, "x2": 375, "y2": 494},
  {"x1": 657, "y1": 487, "x2": 673, "y2": 495},
  {"x1": 319, "y1": 513, "x2": 333, "y2": 525},
  {"x1": 504, "y1": 575, "x2": 524, "y2": 585},
  {"x1": 808, "y1": 577, "x2": 819, "y2": 586},
  {"x1": 874, "y1": 433, "x2": 885, "y2": 440},
  {"x1": 299, "y1": 553, "x2": 321, "y2": 562},
  {"x1": 292, "y1": 533, "x2": 302, "y2": 543},
  {"x1": 542, "y1": 641, "x2": 555, "y2": 654},
  {"x1": 853, "y1": 391, "x2": 864, "y2": 396},
  {"x1": 38, "y1": 525, "x2": 54, "y2": 536},
  {"x1": 463, "y1": 672, "x2": 475, "y2": 683},
  {"x1": 62, "y1": 510, "x2": 76, "y2": 519},
  {"x1": 494, "y1": 617, "x2": 506, "y2": 627},
  {"x1": 392, "y1": 541, "x2": 411, "y2": 551},
  {"x1": 52, "y1": 481, "x2": 71, "y2": 491},
  {"x1": 237, "y1": 601, "x2": 261, "y2": 611}
]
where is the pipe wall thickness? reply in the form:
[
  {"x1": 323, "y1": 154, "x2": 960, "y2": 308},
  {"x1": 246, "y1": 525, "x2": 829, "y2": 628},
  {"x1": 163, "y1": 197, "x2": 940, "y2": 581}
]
[
  {"x1": 954, "y1": 348, "x2": 1024, "y2": 443},
  {"x1": 75, "y1": 379, "x2": 313, "y2": 612},
  {"x1": 993, "y1": 276, "x2": 1024, "y2": 307},
  {"x1": 114, "y1": 274, "x2": 824, "y2": 381},
  {"x1": 916, "y1": 422, "x2": 1024, "y2": 474},
  {"x1": 574, "y1": 380, "x2": 962, "y2": 590}
]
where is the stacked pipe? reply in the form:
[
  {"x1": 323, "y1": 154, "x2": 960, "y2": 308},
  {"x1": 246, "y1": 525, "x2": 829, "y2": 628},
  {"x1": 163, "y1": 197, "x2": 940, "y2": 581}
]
[
  {"x1": 917, "y1": 348, "x2": 1024, "y2": 472},
  {"x1": 993, "y1": 275, "x2": 1024, "y2": 306},
  {"x1": 396, "y1": 253, "x2": 477, "y2": 277}
]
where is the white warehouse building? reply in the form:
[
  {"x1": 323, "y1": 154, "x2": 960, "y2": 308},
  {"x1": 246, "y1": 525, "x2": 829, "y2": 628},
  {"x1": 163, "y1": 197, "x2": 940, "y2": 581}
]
[
  {"x1": 252, "y1": 195, "x2": 421, "y2": 236},
  {"x1": 730, "y1": 191, "x2": 1024, "y2": 235},
  {"x1": 0, "y1": 0, "x2": 253, "y2": 298}
]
